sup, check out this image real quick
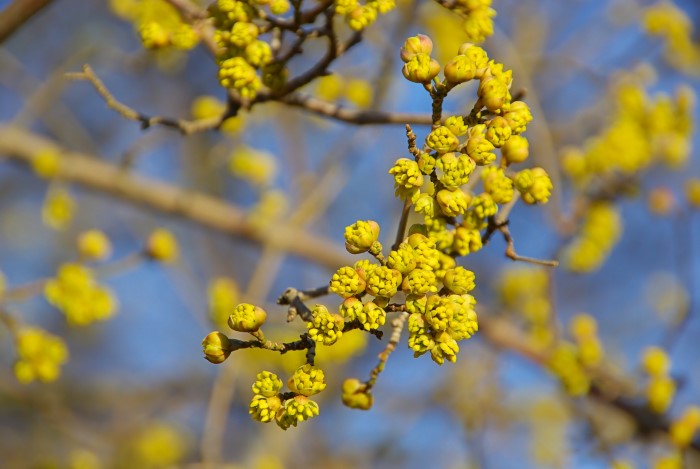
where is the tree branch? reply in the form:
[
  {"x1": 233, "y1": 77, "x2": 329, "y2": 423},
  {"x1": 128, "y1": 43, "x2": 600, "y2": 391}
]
[
  {"x1": 0, "y1": 125, "x2": 351, "y2": 269},
  {"x1": 66, "y1": 65, "x2": 223, "y2": 134},
  {"x1": 280, "y1": 94, "x2": 434, "y2": 126},
  {"x1": 478, "y1": 315, "x2": 700, "y2": 452},
  {"x1": 0, "y1": 0, "x2": 52, "y2": 44}
]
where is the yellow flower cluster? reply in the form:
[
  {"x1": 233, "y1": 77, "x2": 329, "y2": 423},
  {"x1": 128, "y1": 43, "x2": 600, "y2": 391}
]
[
  {"x1": 641, "y1": 346, "x2": 675, "y2": 414},
  {"x1": 546, "y1": 342, "x2": 591, "y2": 396},
  {"x1": 563, "y1": 202, "x2": 622, "y2": 273},
  {"x1": 334, "y1": 0, "x2": 396, "y2": 31},
  {"x1": 394, "y1": 35, "x2": 548, "y2": 263},
  {"x1": 568, "y1": 314, "x2": 603, "y2": 367},
  {"x1": 110, "y1": 0, "x2": 199, "y2": 50},
  {"x1": 562, "y1": 77, "x2": 694, "y2": 185},
  {"x1": 340, "y1": 217, "x2": 480, "y2": 365},
  {"x1": 248, "y1": 366, "x2": 324, "y2": 430},
  {"x1": 44, "y1": 263, "x2": 117, "y2": 326},
  {"x1": 407, "y1": 293, "x2": 478, "y2": 365},
  {"x1": 496, "y1": 266, "x2": 553, "y2": 348},
  {"x1": 201, "y1": 29, "x2": 553, "y2": 427},
  {"x1": 427, "y1": 0, "x2": 496, "y2": 44},
  {"x1": 307, "y1": 305, "x2": 344, "y2": 345},
  {"x1": 341, "y1": 377, "x2": 373, "y2": 410},
  {"x1": 229, "y1": 303, "x2": 267, "y2": 333},
  {"x1": 14, "y1": 327, "x2": 69, "y2": 384},
  {"x1": 642, "y1": 1, "x2": 700, "y2": 76},
  {"x1": 344, "y1": 219, "x2": 381, "y2": 254},
  {"x1": 209, "y1": 0, "x2": 294, "y2": 98}
]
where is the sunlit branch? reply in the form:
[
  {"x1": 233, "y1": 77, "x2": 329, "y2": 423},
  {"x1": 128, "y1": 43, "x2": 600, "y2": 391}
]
[{"x1": 0, "y1": 125, "x2": 352, "y2": 269}]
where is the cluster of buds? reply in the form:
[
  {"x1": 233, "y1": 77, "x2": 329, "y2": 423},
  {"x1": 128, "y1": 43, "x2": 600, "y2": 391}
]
[
  {"x1": 559, "y1": 74, "x2": 694, "y2": 273},
  {"x1": 138, "y1": 21, "x2": 198, "y2": 50},
  {"x1": 395, "y1": 35, "x2": 551, "y2": 263},
  {"x1": 339, "y1": 222, "x2": 479, "y2": 365},
  {"x1": 44, "y1": 263, "x2": 117, "y2": 326},
  {"x1": 449, "y1": 0, "x2": 497, "y2": 44},
  {"x1": 336, "y1": 0, "x2": 397, "y2": 32},
  {"x1": 568, "y1": 314, "x2": 604, "y2": 367},
  {"x1": 110, "y1": 0, "x2": 199, "y2": 50},
  {"x1": 497, "y1": 266, "x2": 553, "y2": 347},
  {"x1": 400, "y1": 34, "x2": 441, "y2": 84},
  {"x1": 248, "y1": 366, "x2": 325, "y2": 430},
  {"x1": 562, "y1": 202, "x2": 622, "y2": 273},
  {"x1": 201, "y1": 302, "x2": 267, "y2": 364},
  {"x1": 209, "y1": 0, "x2": 290, "y2": 98},
  {"x1": 13, "y1": 327, "x2": 69, "y2": 384},
  {"x1": 641, "y1": 346, "x2": 676, "y2": 414},
  {"x1": 198, "y1": 31, "x2": 555, "y2": 430}
]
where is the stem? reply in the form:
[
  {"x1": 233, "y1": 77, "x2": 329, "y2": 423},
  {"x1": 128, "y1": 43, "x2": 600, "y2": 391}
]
[
  {"x1": 365, "y1": 312, "x2": 408, "y2": 390},
  {"x1": 393, "y1": 199, "x2": 412, "y2": 251}
]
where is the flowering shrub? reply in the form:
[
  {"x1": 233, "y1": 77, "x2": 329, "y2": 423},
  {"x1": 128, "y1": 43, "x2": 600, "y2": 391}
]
[{"x1": 0, "y1": 0, "x2": 698, "y2": 467}]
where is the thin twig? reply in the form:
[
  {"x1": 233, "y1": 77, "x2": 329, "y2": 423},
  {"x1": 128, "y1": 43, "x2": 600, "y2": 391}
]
[
  {"x1": 66, "y1": 65, "x2": 223, "y2": 134},
  {"x1": 393, "y1": 199, "x2": 412, "y2": 251},
  {"x1": 406, "y1": 124, "x2": 421, "y2": 156},
  {"x1": 365, "y1": 312, "x2": 408, "y2": 390},
  {"x1": 501, "y1": 224, "x2": 559, "y2": 267},
  {"x1": 280, "y1": 94, "x2": 433, "y2": 126}
]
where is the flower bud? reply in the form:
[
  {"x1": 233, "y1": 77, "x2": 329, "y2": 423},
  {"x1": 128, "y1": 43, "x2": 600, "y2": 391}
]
[
  {"x1": 416, "y1": 152, "x2": 436, "y2": 174},
  {"x1": 341, "y1": 378, "x2": 373, "y2": 410},
  {"x1": 202, "y1": 331, "x2": 231, "y2": 364},
  {"x1": 344, "y1": 220, "x2": 381, "y2": 254},
  {"x1": 288, "y1": 364, "x2": 326, "y2": 397},
  {"x1": 485, "y1": 116, "x2": 512, "y2": 148},
  {"x1": 228, "y1": 303, "x2": 267, "y2": 332},
  {"x1": 436, "y1": 189, "x2": 470, "y2": 217},
  {"x1": 402, "y1": 54, "x2": 441, "y2": 84},
  {"x1": 78, "y1": 230, "x2": 112, "y2": 261},
  {"x1": 458, "y1": 44, "x2": 489, "y2": 71},
  {"x1": 501, "y1": 135, "x2": 529, "y2": 164},
  {"x1": 400, "y1": 34, "x2": 433, "y2": 62},
  {"x1": 146, "y1": 228, "x2": 179, "y2": 262},
  {"x1": 442, "y1": 266, "x2": 476, "y2": 294},
  {"x1": 478, "y1": 76, "x2": 509, "y2": 112},
  {"x1": 444, "y1": 55, "x2": 477, "y2": 84}
]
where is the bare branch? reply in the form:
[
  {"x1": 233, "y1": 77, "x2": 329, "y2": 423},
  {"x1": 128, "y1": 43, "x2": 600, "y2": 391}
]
[
  {"x1": 66, "y1": 65, "x2": 223, "y2": 135},
  {"x1": 478, "y1": 314, "x2": 700, "y2": 451},
  {"x1": 280, "y1": 94, "x2": 434, "y2": 126},
  {"x1": 0, "y1": 125, "x2": 352, "y2": 269},
  {"x1": 0, "y1": 0, "x2": 52, "y2": 44},
  {"x1": 501, "y1": 223, "x2": 559, "y2": 267}
]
